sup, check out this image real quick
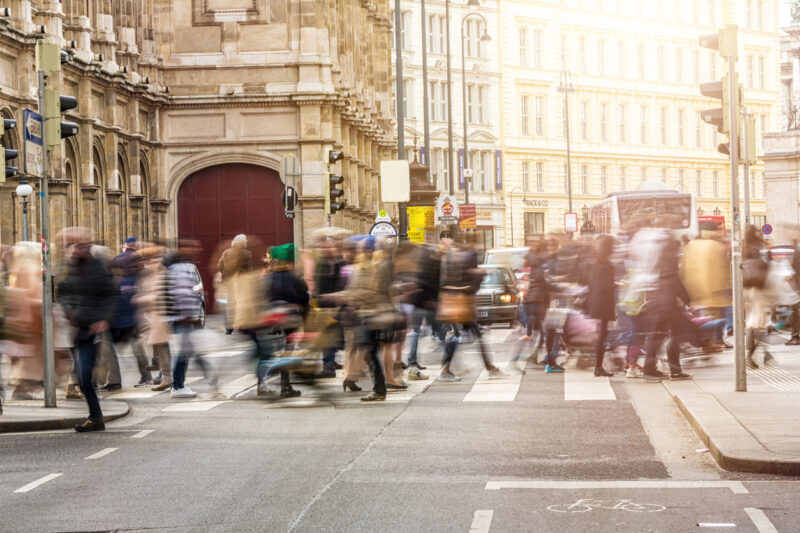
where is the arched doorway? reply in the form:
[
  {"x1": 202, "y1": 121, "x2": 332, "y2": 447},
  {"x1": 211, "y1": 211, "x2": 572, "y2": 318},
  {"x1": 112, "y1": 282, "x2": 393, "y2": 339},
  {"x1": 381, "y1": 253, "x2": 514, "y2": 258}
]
[{"x1": 177, "y1": 163, "x2": 293, "y2": 310}]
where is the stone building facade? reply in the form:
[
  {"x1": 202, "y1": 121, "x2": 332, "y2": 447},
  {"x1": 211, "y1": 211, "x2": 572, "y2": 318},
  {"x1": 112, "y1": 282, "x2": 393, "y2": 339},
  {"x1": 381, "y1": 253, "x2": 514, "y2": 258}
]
[{"x1": 0, "y1": 0, "x2": 395, "y2": 262}]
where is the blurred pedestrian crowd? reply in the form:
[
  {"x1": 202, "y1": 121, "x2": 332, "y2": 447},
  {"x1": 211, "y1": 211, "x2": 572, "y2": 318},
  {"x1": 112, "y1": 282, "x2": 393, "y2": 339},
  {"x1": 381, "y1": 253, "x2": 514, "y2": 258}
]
[{"x1": 2, "y1": 220, "x2": 800, "y2": 431}]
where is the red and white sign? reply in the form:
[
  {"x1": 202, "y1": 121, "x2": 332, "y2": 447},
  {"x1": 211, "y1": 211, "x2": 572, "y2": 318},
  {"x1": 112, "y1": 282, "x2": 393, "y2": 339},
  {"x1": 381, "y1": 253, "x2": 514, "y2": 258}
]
[
  {"x1": 436, "y1": 195, "x2": 459, "y2": 223},
  {"x1": 564, "y1": 212, "x2": 579, "y2": 233}
]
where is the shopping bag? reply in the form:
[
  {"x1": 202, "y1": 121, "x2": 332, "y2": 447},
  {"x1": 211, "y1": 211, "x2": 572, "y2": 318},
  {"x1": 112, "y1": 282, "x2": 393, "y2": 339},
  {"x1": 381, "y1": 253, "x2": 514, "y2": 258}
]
[{"x1": 436, "y1": 288, "x2": 476, "y2": 324}]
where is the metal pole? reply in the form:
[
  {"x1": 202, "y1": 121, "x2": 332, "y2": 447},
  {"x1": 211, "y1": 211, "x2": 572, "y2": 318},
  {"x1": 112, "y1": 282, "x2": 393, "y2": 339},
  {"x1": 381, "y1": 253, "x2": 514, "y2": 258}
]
[
  {"x1": 420, "y1": 0, "x2": 431, "y2": 181},
  {"x1": 394, "y1": 0, "x2": 408, "y2": 240},
  {"x1": 461, "y1": 16, "x2": 469, "y2": 205},
  {"x1": 728, "y1": 57, "x2": 746, "y2": 392},
  {"x1": 22, "y1": 198, "x2": 28, "y2": 241},
  {"x1": 38, "y1": 69, "x2": 56, "y2": 408},
  {"x1": 445, "y1": 0, "x2": 454, "y2": 196},
  {"x1": 564, "y1": 83, "x2": 573, "y2": 215},
  {"x1": 742, "y1": 109, "x2": 751, "y2": 224}
]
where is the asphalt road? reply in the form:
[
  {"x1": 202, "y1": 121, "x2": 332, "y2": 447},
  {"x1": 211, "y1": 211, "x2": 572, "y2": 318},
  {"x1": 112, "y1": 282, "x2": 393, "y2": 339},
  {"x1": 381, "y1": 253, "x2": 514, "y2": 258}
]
[{"x1": 1, "y1": 327, "x2": 798, "y2": 532}]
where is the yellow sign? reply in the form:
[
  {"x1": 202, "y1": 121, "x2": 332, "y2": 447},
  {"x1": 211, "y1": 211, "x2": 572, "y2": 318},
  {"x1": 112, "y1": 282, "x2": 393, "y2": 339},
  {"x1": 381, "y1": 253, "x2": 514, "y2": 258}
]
[
  {"x1": 407, "y1": 206, "x2": 435, "y2": 243},
  {"x1": 379, "y1": 209, "x2": 388, "y2": 218}
]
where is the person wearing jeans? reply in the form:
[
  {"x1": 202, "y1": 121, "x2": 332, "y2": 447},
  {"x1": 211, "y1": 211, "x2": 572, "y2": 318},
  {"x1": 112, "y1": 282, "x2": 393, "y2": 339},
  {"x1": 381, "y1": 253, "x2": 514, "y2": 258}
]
[{"x1": 57, "y1": 227, "x2": 118, "y2": 432}]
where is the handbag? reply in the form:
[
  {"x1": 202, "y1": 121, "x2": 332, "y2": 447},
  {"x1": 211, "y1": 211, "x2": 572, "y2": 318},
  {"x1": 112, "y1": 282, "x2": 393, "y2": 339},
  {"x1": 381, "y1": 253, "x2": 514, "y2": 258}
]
[
  {"x1": 1, "y1": 287, "x2": 40, "y2": 344},
  {"x1": 436, "y1": 287, "x2": 476, "y2": 324},
  {"x1": 743, "y1": 257, "x2": 768, "y2": 289}
]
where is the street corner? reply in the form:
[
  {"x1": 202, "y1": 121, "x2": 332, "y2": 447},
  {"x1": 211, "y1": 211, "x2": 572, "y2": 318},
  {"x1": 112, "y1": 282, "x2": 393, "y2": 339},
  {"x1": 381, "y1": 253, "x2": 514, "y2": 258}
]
[{"x1": 0, "y1": 399, "x2": 130, "y2": 434}]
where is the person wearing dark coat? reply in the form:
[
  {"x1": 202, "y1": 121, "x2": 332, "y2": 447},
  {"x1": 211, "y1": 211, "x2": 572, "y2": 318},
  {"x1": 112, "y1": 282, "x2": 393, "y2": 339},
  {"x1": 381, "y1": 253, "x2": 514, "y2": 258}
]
[
  {"x1": 586, "y1": 235, "x2": 616, "y2": 377},
  {"x1": 57, "y1": 228, "x2": 118, "y2": 432},
  {"x1": 642, "y1": 238, "x2": 693, "y2": 382}
]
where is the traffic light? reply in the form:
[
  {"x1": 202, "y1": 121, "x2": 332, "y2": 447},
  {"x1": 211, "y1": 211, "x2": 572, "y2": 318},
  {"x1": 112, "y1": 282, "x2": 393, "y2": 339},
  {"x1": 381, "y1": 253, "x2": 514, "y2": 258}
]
[
  {"x1": 325, "y1": 149, "x2": 345, "y2": 216},
  {"x1": 44, "y1": 90, "x2": 78, "y2": 148},
  {"x1": 745, "y1": 116, "x2": 757, "y2": 165},
  {"x1": 699, "y1": 25, "x2": 740, "y2": 156},
  {"x1": 1, "y1": 118, "x2": 18, "y2": 182}
]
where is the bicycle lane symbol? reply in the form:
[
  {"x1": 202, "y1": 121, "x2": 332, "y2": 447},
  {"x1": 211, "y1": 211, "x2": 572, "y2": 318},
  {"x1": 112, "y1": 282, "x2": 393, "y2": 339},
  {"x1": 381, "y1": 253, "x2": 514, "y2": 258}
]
[{"x1": 547, "y1": 499, "x2": 666, "y2": 513}]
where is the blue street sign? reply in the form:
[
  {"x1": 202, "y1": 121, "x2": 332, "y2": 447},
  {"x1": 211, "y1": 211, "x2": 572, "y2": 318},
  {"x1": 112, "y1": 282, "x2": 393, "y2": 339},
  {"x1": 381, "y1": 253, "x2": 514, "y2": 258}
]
[
  {"x1": 762, "y1": 223, "x2": 773, "y2": 236},
  {"x1": 23, "y1": 109, "x2": 43, "y2": 178}
]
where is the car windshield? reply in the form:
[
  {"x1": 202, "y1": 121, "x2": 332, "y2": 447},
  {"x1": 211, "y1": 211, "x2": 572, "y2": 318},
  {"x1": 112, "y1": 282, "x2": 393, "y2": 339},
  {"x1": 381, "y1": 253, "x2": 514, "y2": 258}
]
[
  {"x1": 484, "y1": 251, "x2": 527, "y2": 271},
  {"x1": 482, "y1": 269, "x2": 512, "y2": 286}
]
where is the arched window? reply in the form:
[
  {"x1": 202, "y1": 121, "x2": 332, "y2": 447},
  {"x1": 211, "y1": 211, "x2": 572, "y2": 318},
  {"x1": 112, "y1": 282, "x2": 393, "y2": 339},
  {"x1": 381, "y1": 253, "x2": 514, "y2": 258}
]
[
  {"x1": 117, "y1": 151, "x2": 128, "y2": 192},
  {"x1": 92, "y1": 144, "x2": 105, "y2": 187}
]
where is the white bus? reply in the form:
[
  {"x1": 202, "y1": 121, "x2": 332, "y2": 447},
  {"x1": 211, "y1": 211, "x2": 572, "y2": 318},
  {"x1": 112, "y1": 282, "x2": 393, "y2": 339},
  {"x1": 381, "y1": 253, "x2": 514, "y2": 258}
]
[{"x1": 588, "y1": 181, "x2": 698, "y2": 238}]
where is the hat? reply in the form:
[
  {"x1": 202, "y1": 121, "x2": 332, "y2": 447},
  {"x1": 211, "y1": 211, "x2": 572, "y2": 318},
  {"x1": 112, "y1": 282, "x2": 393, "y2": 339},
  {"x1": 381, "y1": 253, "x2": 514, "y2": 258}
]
[
  {"x1": 126, "y1": 237, "x2": 137, "y2": 244},
  {"x1": 270, "y1": 243, "x2": 296, "y2": 262}
]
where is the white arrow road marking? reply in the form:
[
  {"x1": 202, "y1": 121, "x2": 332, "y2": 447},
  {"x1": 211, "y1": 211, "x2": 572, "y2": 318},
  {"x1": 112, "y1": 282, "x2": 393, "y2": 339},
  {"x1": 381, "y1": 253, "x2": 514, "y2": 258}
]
[
  {"x1": 744, "y1": 508, "x2": 779, "y2": 533},
  {"x1": 14, "y1": 473, "x2": 62, "y2": 493},
  {"x1": 85, "y1": 448, "x2": 118, "y2": 460},
  {"x1": 469, "y1": 510, "x2": 493, "y2": 533}
]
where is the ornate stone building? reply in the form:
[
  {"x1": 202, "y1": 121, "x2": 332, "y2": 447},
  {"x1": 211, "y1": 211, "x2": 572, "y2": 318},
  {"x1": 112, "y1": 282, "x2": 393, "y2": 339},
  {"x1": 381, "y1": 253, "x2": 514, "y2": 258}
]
[{"x1": 0, "y1": 0, "x2": 395, "y2": 278}]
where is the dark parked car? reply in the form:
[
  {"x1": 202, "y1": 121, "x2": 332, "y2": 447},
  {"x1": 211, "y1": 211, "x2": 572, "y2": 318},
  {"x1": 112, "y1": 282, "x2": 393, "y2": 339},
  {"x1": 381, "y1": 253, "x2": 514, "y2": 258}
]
[{"x1": 475, "y1": 264, "x2": 518, "y2": 325}]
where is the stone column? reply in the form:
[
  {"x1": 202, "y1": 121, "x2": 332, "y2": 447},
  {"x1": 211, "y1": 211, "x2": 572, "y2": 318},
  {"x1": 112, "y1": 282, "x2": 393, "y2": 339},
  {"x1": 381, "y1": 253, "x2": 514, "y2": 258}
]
[{"x1": 763, "y1": 131, "x2": 800, "y2": 243}]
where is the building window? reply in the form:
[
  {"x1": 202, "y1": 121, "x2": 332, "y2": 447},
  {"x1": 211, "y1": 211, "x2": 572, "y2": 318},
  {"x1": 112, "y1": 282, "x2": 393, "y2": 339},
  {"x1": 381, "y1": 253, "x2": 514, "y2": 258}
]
[
  {"x1": 403, "y1": 78, "x2": 414, "y2": 118},
  {"x1": 534, "y1": 96, "x2": 544, "y2": 136},
  {"x1": 761, "y1": 113, "x2": 768, "y2": 137},
  {"x1": 747, "y1": 55, "x2": 754, "y2": 88},
  {"x1": 758, "y1": 56, "x2": 765, "y2": 89},
  {"x1": 675, "y1": 48, "x2": 683, "y2": 83},
  {"x1": 467, "y1": 84, "x2": 475, "y2": 123},
  {"x1": 696, "y1": 169, "x2": 703, "y2": 197},
  {"x1": 533, "y1": 29, "x2": 542, "y2": 67},
  {"x1": 637, "y1": 42, "x2": 645, "y2": 79},
  {"x1": 600, "y1": 166, "x2": 608, "y2": 194},
  {"x1": 520, "y1": 95, "x2": 529, "y2": 136},
  {"x1": 600, "y1": 103, "x2": 608, "y2": 141},
  {"x1": 579, "y1": 36, "x2": 587, "y2": 73},
  {"x1": 479, "y1": 152, "x2": 489, "y2": 192},
  {"x1": 677, "y1": 108, "x2": 685, "y2": 146},
  {"x1": 709, "y1": 51, "x2": 716, "y2": 79},
  {"x1": 581, "y1": 164, "x2": 588, "y2": 194},
  {"x1": 657, "y1": 45, "x2": 666, "y2": 81},
  {"x1": 757, "y1": 0, "x2": 764, "y2": 30},
  {"x1": 620, "y1": 166, "x2": 627, "y2": 191},
  {"x1": 617, "y1": 41, "x2": 625, "y2": 78},
  {"x1": 440, "y1": 82, "x2": 448, "y2": 121},
  {"x1": 619, "y1": 103, "x2": 627, "y2": 142},
  {"x1": 678, "y1": 169, "x2": 685, "y2": 192},
  {"x1": 713, "y1": 170, "x2": 719, "y2": 197},
  {"x1": 536, "y1": 162, "x2": 544, "y2": 192},
  {"x1": 524, "y1": 212, "x2": 546, "y2": 239},
  {"x1": 661, "y1": 167, "x2": 668, "y2": 184},
  {"x1": 640, "y1": 104, "x2": 648, "y2": 144},
  {"x1": 479, "y1": 85, "x2": 487, "y2": 123},
  {"x1": 564, "y1": 163, "x2": 570, "y2": 192},
  {"x1": 660, "y1": 106, "x2": 668, "y2": 144},
  {"x1": 640, "y1": 166, "x2": 647, "y2": 185},
  {"x1": 693, "y1": 50, "x2": 700, "y2": 84},
  {"x1": 598, "y1": 38, "x2": 606, "y2": 75},
  {"x1": 522, "y1": 161, "x2": 530, "y2": 191},
  {"x1": 519, "y1": 27, "x2": 528, "y2": 66},
  {"x1": 580, "y1": 101, "x2": 589, "y2": 140},
  {"x1": 429, "y1": 81, "x2": 438, "y2": 120},
  {"x1": 561, "y1": 33, "x2": 569, "y2": 69},
  {"x1": 696, "y1": 111, "x2": 704, "y2": 147},
  {"x1": 708, "y1": 0, "x2": 715, "y2": 25},
  {"x1": 746, "y1": 0, "x2": 753, "y2": 27}
]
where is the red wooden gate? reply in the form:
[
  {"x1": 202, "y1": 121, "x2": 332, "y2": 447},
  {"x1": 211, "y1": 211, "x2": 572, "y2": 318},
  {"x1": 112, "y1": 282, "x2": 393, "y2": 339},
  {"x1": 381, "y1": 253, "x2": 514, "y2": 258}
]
[{"x1": 177, "y1": 163, "x2": 293, "y2": 311}]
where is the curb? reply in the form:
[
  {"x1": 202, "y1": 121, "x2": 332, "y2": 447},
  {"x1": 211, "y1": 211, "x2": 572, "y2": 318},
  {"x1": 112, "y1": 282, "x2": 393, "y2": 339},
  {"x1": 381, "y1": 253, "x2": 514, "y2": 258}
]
[
  {"x1": 667, "y1": 385, "x2": 800, "y2": 476},
  {"x1": 0, "y1": 400, "x2": 131, "y2": 433}
]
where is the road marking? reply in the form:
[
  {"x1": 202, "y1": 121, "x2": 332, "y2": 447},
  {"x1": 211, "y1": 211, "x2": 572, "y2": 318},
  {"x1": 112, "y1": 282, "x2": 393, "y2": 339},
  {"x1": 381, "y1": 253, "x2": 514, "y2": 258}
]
[
  {"x1": 751, "y1": 367, "x2": 800, "y2": 392},
  {"x1": 131, "y1": 429, "x2": 154, "y2": 439},
  {"x1": 85, "y1": 447, "x2": 118, "y2": 460},
  {"x1": 547, "y1": 499, "x2": 665, "y2": 513},
  {"x1": 485, "y1": 480, "x2": 748, "y2": 494},
  {"x1": 217, "y1": 374, "x2": 258, "y2": 399},
  {"x1": 744, "y1": 508, "x2": 778, "y2": 533},
  {"x1": 112, "y1": 377, "x2": 202, "y2": 399},
  {"x1": 698, "y1": 524, "x2": 737, "y2": 528},
  {"x1": 14, "y1": 473, "x2": 63, "y2": 493},
  {"x1": 563, "y1": 370, "x2": 616, "y2": 401},
  {"x1": 463, "y1": 369, "x2": 521, "y2": 402},
  {"x1": 162, "y1": 401, "x2": 227, "y2": 412},
  {"x1": 469, "y1": 510, "x2": 493, "y2": 533}
]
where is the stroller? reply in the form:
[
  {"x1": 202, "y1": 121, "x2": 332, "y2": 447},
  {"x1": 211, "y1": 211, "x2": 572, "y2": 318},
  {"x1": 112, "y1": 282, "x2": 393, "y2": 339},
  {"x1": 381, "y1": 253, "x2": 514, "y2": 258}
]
[{"x1": 541, "y1": 284, "x2": 603, "y2": 368}]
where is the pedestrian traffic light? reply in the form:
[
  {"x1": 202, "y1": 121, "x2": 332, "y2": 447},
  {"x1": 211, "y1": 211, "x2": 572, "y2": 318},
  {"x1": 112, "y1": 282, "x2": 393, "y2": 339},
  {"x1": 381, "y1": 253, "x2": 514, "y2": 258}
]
[
  {"x1": 44, "y1": 89, "x2": 78, "y2": 148},
  {"x1": 0, "y1": 118, "x2": 18, "y2": 183},
  {"x1": 699, "y1": 25, "x2": 740, "y2": 156},
  {"x1": 325, "y1": 149, "x2": 345, "y2": 216}
]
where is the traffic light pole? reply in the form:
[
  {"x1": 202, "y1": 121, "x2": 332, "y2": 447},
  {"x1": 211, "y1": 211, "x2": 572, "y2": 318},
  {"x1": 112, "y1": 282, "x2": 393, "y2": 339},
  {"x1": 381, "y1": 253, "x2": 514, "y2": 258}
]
[
  {"x1": 741, "y1": 108, "x2": 751, "y2": 224},
  {"x1": 728, "y1": 58, "x2": 746, "y2": 393},
  {"x1": 38, "y1": 69, "x2": 56, "y2": 407},
  {"x1": 393, "y1": 0, "x2": 407, "y2": 240}
]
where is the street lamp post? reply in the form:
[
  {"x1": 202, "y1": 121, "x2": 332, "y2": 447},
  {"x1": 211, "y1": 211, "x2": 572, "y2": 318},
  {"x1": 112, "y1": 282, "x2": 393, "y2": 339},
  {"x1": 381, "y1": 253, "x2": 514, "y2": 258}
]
[
  {"x1": 557, "y1": 71, "x2": 575, "y2": 228},
  {"x1": 15, "y1": 177, "x2": 33, "y2": 241},
  {"x1": 420, "y1": 0, "x2": 431, "y2": 180},
  {"x1": 508, "y1": 186, "x2": 526, "y2": 246},
  {"x1": 460, "y1": 10, "x2": 491, "y2": 205},
  {"x1": 445, "y1": 0, "x2": 455, "y2": 196}
]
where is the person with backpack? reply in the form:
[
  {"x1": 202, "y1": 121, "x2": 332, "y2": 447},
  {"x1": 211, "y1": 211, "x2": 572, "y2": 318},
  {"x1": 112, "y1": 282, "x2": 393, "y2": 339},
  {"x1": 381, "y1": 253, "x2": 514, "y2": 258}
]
[{"x1": 585, "y1": 235, "x2": 616, "y2": 377}]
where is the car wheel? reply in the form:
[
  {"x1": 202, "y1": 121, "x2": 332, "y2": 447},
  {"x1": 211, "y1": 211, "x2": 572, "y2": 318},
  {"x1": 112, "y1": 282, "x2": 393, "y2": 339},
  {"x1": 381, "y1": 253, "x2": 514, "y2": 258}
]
[{"x1": 199, "y1": 303, "x2": 206, "y2": 329}]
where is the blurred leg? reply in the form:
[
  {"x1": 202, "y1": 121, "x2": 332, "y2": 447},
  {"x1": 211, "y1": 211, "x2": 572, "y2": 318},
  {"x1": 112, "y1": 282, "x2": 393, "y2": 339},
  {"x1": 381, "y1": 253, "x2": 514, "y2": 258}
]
[{"x1": 76, "y1": 336, "x2": 103, "y2": 422}]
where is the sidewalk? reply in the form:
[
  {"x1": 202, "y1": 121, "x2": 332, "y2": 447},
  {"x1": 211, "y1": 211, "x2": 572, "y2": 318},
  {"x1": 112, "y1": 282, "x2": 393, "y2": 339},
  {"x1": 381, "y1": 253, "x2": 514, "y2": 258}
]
[
  {"x1": 664, "y1": 343, "x2": 800, "y2": 476},
  {"x1": 0, "y1": 399, "x2": 130, "y2": 433}
]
